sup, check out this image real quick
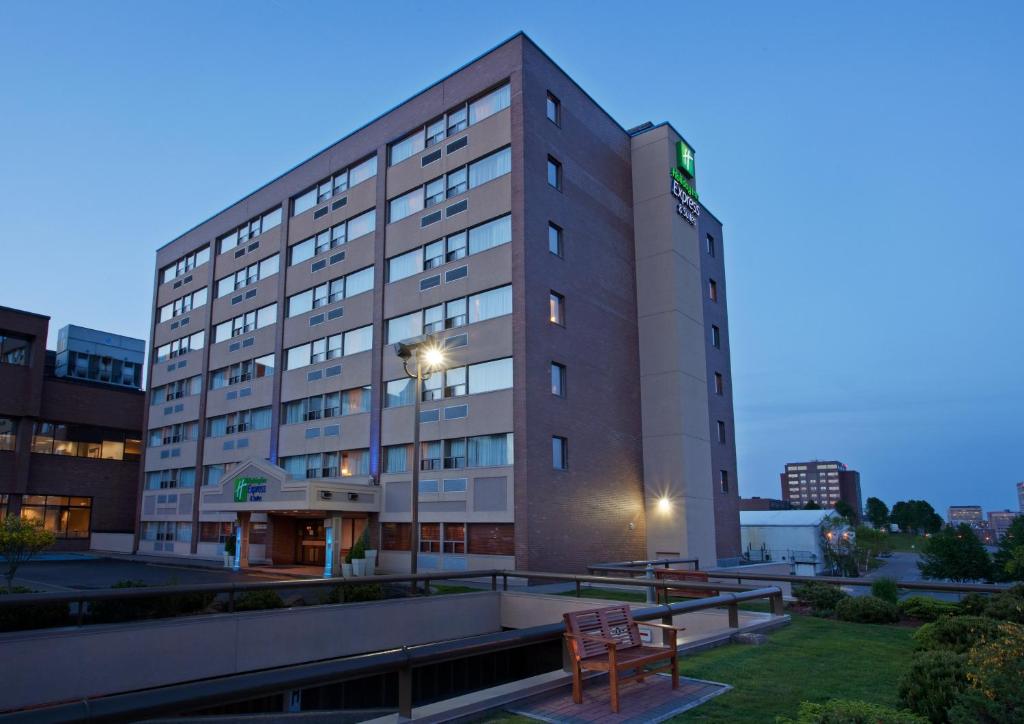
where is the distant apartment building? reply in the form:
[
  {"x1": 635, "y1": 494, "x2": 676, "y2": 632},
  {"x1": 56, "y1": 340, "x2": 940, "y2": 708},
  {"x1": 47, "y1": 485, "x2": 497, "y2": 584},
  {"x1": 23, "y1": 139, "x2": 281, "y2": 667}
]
[
  {"x1": 779, "y1": 460, "x2": 862, "y2": 518},
  {"x1": 948, "y1": 505, "x2": 983, "y2": 526},
  {"x1": 136, "y1": 33, "x2": 742, "y2": 574},
  {"x1": 0, "y1": 307, "x2": 144, "y2": 551},
  {"x1": 1018, "y1": 482, "x2": 1024, "y2": 512},
  {"x1": 988, "y1": 510, "x2": 1019, "y2": 541},
  {"x1": 739, "y1": 496, "x2": 793, "y2": 511}
]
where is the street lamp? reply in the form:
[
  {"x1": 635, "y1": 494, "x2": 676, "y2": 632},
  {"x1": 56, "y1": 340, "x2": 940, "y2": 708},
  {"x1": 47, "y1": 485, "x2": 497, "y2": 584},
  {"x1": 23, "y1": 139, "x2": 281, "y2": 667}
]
[{"x1": 393, "y1": 336, "x2": 446, "y2": 585}]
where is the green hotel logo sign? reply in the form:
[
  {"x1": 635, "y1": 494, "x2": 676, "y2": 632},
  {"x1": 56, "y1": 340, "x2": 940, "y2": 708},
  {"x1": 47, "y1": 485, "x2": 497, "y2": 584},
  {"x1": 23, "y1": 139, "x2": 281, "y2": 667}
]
[
  {"x1": 233, "y1": 477, "x2": 268, "y2": 503},
  {"x1": 676, "y1": 140, "x2": 696, "y2": 179},
  {"x1": 670, "y1": 140, "x2": 700, "y2": 225}
]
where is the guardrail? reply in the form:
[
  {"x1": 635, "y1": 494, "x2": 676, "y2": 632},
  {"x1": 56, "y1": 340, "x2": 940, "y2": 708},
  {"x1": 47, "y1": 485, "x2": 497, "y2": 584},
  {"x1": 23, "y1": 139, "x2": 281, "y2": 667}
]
[
  {"x1": 707, "y1": 570, "x2": 1011, "y2": 594},
  {"x1": 588, "y1": 557, "x2": 699, "y2": 577},
  {"x1": 0, "y1": 575, "x2": 784, "y2": 722}
]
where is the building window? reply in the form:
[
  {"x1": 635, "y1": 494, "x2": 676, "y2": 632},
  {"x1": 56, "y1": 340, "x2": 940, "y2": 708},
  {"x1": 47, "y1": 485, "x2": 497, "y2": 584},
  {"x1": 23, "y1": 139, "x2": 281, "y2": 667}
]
[
  {"x1": 217, "y1": 206, "x2": 282, "y2": 254},
  {"x1": 161, "y1": 245, "x2": 211, "y2": 284},
  {"x1": 719, "y1": 470, "x2": 730, "y2": 494},
  {"x1": 292, "y1": 156, "x2": 377, "y2": 216},
  {"x1": 547, "y1": 156, "x2": 562, "y2": 190},
  {"x1": 714, "y1": 372, "x2": 724, "y2": 395},
  {"x1": 32, "y1": 421, "x2": 141, "y2": 460},
  {"x1": 548, "y1": 222, "x2": 563, "y2": 257},
  {"x1": 443, "y1": 522, "x2": 466, "y2": 554},
  {"x1": 549, "y1": 291, "x2": 565, "y2": 325},
  {"x1": 0, "y1": 417, "x2": 17, "y2": 451},
  {"x1": 0, "y1": 333, "x2": 31, "y2": 366},
  {"x1": 711, "y1": 325, "x2": 721, "y2": 349},
  {"x1": 708, "y1": 279, "x2": 718, "y2": 302},
  {"x1": 706, "y1": 234, "x2": 716, "y2": 257},
  {"x1": 384, "y1": 445, "x2": 409, "y2": 474},
  {"x1": 551, "y1": 362, "x2": 566, "y2": 397},
  {"x1": 552, "y1": 436, "x2": 568, "y2": 470},
  {"x1": 546, "y1": 92, "x2": 561, "y2": 125},
  {"x1": 18, "y1": 495, "x2": 92, "y2": 539},
  {"x1": 717, "y1": 420, "x2": 727, "y2": 443}
]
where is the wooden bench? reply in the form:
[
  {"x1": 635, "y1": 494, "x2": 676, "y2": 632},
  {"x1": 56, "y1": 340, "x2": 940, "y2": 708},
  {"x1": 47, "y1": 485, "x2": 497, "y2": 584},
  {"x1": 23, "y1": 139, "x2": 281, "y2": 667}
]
[
  {"x1": 655, "y1": 569, "x2": 718, "y2": 603},
  {"x1": 563, "y1": 604, "x2": 684, "y2": 713}
]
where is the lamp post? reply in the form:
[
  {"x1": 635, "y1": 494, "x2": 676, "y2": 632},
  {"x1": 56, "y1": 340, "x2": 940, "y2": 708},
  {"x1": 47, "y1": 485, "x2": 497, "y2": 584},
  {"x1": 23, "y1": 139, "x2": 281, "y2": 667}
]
[{"x1": 393, "y1": 336, "x2": 446, "y2": 586}]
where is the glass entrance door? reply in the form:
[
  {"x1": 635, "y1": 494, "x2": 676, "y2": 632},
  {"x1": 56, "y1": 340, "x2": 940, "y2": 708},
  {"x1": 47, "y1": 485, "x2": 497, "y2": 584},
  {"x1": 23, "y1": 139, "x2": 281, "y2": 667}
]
[{"x1": 297, "y1": 519, "x2": 326, "y2": 565}]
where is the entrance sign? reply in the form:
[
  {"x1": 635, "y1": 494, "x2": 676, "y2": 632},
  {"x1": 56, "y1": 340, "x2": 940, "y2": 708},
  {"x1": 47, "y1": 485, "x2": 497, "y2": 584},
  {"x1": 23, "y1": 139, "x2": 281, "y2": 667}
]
[{"x1": 233, "y1": 476, "x2": 268, "y2": 503}]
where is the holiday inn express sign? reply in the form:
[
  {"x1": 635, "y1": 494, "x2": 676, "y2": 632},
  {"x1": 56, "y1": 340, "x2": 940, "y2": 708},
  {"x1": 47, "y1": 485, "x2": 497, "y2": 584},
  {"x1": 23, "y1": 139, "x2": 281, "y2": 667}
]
[
  {"x1": 671, "y1": 140, "x2": 700, "y2": 226},
  {"x1": 233, "y1": 476, "x2": 268, "y2": 503}
]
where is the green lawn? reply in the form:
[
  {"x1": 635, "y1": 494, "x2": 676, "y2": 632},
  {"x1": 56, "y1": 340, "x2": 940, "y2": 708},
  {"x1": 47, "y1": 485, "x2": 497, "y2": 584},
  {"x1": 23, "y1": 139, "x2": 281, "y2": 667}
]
[
  {"x1": 671, "y1": 615, "x2": 915, "y2": 722},
  {"x1": 886, "y1": 533, "x2": 929, "y2": 552}
]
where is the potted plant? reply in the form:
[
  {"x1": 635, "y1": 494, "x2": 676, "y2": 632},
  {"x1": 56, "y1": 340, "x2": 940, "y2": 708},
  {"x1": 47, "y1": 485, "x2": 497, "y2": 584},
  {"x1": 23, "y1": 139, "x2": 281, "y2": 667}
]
[
  {"x1": 363, "y1": 529, "x2": 378, "y2": 576},
  {"x1": 223, "y1": 533, "x2": 236, "y2": 569},
  {"x1": 342, "y1": 546, "x2": 353, "y2": 578},
  {"x1": 350, "y1": 532, "x2": 366, "y2": 576}
]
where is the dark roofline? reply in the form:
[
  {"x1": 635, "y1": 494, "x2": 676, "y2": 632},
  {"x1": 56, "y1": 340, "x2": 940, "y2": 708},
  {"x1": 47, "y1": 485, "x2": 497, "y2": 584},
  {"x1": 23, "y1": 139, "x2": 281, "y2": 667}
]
[
  {"x1": 0, "y1": 305, "x2": 50, "y2": 321},
  {"x1": 160, "y1": 31, "x2": 658, "y2": 253}
]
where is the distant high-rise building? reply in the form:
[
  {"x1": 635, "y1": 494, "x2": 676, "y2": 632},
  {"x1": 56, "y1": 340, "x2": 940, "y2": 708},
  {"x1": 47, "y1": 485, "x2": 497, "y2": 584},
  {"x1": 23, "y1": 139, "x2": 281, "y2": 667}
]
[
  {"x1": 1017, "y1": 482, "x2": 1024, "y2": 512},
  {"x1": 988, "y1": 510, "x2": 1020, "y2": 541},
  {"x1": 948, "y1": 506, "x2": 984, "y2": 526},
  {"x1": 779, "y1": 461, "x2": 861, "y2": 518}
]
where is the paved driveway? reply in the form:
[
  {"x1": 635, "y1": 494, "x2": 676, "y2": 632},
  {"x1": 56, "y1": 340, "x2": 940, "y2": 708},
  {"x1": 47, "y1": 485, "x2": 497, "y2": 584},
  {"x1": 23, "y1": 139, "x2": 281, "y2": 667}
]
[{"x1": 11, "y1": 557, "x2": 282, "y2": 592}]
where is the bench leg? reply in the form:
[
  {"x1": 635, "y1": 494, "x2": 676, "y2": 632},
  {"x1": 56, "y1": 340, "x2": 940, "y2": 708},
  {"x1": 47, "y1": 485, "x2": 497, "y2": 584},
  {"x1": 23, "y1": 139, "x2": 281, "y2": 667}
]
[
  {"x1": 671, "y1": 655, "x2": 679, "y2": 689},
  {"x1": 609, "y1": 671, "x2": 620, "y2": 714},
  {"x1": 571, "y1": 663, "x2": 583, "y2": 705}
]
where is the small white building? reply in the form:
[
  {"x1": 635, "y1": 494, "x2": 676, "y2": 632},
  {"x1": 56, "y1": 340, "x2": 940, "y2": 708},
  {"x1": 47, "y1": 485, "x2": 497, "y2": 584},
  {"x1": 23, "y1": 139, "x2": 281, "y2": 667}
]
[{"x1": 740, "y1": 510, "x2": 840, "y2": 575}]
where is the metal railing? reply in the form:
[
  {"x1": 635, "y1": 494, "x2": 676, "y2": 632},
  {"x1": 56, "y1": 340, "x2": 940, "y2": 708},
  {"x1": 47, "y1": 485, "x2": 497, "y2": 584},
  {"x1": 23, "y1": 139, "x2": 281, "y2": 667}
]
[
  {"x1": 587, "y1": 557, "x2": 700, "y2": 577},
  {"x1": 707, "y1": 570, "x2": 1011, "y2": 594},
  {"x1": 0, "y1": 572, "x2": 784, "y2": 722}
]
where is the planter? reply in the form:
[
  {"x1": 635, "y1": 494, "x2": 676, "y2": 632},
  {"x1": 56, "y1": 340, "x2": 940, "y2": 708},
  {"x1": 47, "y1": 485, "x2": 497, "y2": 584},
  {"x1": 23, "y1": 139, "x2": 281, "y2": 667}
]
[
  {"x1": 365, "y1": 550, "x2": 378, "y2": 576},
  {"x1": 341, "y1": 563, "x2": 353, "y2": 578},
  {"x1": 352, "y1": 558, "x2": 366, "y2": 576}
]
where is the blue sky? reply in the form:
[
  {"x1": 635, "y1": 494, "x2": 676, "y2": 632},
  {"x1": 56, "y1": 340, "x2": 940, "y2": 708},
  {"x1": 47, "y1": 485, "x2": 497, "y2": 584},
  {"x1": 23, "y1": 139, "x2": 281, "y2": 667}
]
[{"x1": 1, "y1": 2, "x2": 1021, "y2": 514}]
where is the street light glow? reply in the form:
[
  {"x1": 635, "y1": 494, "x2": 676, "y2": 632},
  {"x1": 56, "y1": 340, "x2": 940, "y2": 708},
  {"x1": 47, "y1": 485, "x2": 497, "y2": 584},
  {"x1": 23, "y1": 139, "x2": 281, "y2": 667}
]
[
  {"x1": 658, "y1": 496, "x2": 672, "y2": 514},
  {"x1": 422, "y1": 345, "x2": 445, "y2": 370}
]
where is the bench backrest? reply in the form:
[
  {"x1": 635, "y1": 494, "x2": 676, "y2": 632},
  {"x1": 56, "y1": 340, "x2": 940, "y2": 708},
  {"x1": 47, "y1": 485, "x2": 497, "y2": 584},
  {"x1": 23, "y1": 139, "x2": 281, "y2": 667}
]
[
  {"x1": 563, "y1": 604, "x2": 642, "y2": 658},
  {"x1": 655, "y1": 569, "x2": 717, "y2": 597}
]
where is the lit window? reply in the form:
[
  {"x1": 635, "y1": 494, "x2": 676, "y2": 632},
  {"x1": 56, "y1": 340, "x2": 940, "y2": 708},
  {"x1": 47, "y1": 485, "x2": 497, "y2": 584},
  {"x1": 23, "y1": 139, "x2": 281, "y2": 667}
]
[{"x1": 549, "y1": 291, "x2": 565, "y2": 325}]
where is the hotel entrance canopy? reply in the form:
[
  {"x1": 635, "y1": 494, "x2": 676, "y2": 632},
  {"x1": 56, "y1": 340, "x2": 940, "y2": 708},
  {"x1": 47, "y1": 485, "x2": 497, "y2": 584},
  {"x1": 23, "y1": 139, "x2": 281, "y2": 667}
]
[{"x1": 200, "y1": 457, "x2": 380, "y2": 516}]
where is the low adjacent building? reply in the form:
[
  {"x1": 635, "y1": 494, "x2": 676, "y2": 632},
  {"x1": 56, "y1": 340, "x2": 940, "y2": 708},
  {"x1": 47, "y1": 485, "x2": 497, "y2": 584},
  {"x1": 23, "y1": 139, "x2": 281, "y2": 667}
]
[
  {"x1": 0, "y1": 307, "x2": 145, "y2": 551},
  {"x1": 739, "y1": 509, "x2": 840, "y2": 573},
  {"x1": 739, "y1": 496, "x2": 793, "y2": 511}
]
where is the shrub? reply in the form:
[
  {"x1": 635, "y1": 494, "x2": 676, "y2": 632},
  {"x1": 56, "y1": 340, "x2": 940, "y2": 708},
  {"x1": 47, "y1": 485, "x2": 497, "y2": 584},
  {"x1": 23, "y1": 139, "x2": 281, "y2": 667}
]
[
  {"x1": 319, "y1": 583, "x2": 384, "y2": 604},
  {"x1": 912, "y1": 615, "x2": 1006, "y2": 654},
  {"x1": 870, "y1": 577, "x2": 900, "y2": 604},
  {"x1": 90, "y1": 580, "x2": 214, "y2": 623},
  {"x1": 982, "y1": 591, "x2": 1024, "y2": 623},
  {"x1": 792, "y1": 581, "x2": 849, "y2": 615},
  {"x1": 957, "y1": 592, "x2": 988, "y2": 615},
  {"x1": 835, "y1": 596, "x2": 900, "y2": 624},
  {"x1": 898, "y1": 650, "x2": 967, "y2": 723},
  {"x1": 948, "y1": 623, "x2": 1024, "y2": 723},
  {"x1": 779, "y1": 698, "x2": 927, "y2": 723},
  {"x1": 898, "y1": 596, "x2": 961, "y2": 622},
  {"x1": 233, "y1": 590, "x2": 284, "y2": 611},
  {"x1": 0, "y1": 587, "x2": 70, "y2": 632}
]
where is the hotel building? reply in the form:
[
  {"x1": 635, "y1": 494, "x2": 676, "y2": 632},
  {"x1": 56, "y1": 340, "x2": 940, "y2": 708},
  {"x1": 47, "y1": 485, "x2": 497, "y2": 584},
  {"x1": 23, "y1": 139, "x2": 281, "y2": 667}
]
[
  {"x1": 780, "y1": 460, "x2": 862, "y2": 518},
  {"x1": 137, "y1": 33, "x2": 741, "y2": 572}
]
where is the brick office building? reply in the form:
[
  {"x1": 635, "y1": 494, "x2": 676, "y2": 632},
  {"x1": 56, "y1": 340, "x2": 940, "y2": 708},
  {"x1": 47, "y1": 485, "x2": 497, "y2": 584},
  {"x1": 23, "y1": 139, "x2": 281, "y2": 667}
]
[
  {"x1": 0, "y1": 307, "x2": 144, "y2": 551},
  {"x1": 138, "y1": 33, "x2": 741, "y2": 573},
  {"x1": 780, "y1": 460, "x2": 862, "y2": 518}
]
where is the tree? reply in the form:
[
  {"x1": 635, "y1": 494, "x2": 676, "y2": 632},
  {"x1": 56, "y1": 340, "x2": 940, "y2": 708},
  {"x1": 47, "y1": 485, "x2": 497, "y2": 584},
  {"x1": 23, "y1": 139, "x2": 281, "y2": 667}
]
[
  {"x1": 865, "y1": 496, "x2": 890, "y2": 528},
  {"x1": 992, "y1": 515, "x2": 1024, "y2": 582},
  {"x1": 834, "y1": 500, "x2": 857, "y2": 522},
  {"x1": 854, "y1": 524, "x2": 891, "y2": 572},
  {"x1": 918, "y1": 524, "x2": 992, "y2": 582},
  {"x1": 0, "y1": 516, "x2": 56, "y2": 592},
  {"x1": 891, "y1": 499, "x2": 943, "y2": 534},
  {"x1": 803, "y1": 501, "x2": 822, "y2": 510}
]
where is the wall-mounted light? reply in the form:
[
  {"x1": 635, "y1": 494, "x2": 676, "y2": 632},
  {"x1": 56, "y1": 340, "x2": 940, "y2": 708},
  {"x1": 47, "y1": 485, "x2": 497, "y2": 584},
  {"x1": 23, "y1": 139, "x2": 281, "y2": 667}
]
[{"x1": 658, "y1": 497, "x2": 672, "y2": 514}]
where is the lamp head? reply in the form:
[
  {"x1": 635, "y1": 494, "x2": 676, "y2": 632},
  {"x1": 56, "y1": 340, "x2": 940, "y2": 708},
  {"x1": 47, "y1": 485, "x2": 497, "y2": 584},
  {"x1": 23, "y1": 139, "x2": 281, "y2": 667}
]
[{"x1": 393, "y1": 342, "x2": 412, "y2": 361}]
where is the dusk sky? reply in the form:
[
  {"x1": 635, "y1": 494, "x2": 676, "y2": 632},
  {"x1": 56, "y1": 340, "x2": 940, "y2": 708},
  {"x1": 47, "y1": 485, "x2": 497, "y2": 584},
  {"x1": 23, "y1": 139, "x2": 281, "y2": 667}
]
[{"x1": 1, "y1": 2, "x2": 1021, "y2": 515}]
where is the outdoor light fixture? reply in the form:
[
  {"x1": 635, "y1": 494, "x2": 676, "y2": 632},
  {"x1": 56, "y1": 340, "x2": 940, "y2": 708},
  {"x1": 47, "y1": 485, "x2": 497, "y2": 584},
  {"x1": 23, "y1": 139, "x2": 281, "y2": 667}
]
[
  {"x1": 394, "y1": 335, "x2": 448, "y2": 587},
  {"x1": 658, "y1": 496, "x2": 672, "y2": 514}
]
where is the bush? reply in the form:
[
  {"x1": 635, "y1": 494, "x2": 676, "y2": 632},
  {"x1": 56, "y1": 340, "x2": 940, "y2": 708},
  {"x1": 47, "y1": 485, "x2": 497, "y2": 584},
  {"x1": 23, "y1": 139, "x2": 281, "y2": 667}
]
[
  {"x1": 779, "y1": 698, "x2": 927, "y2": 723},
  {"x1": 319, "y1": 583, "x2": 384, "y2": 604},
  {"x1": 912, "y1": 615, "x2": 1006, "y2": 654},
  {"x1": 948, "y1": 623, "x2": 1024, "y2": 723},
  {"x1": 898, "y1": 650, "x2": 967, "y2": 722},
  {"x1": 957, "y1": 592, "x2": 988, "y2": 615},
  {"x1": 898, "y1": 596, "x2": 961, "y2": 622},
  {"x1": 835, "y1": 596, "x2": 900, "y2": 624},
  {"x1": 233, "y1": 590, "x2": 284, "y2": 611},
  {"x1": 982, "y1": 591, "x2": 1024, "y2": 623},
  {"x1": 0, "y1": 587, "x2": 70, "y2": 632},
  {"x1": 90, "y1": 580, "x2": 214, "y2": 623},
  {"x1": 792, "y1": 581, "x2": 849, "y2": 615},
  {"x1": 870, "y1": 577, "x2": 900, "y2": 604}
]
